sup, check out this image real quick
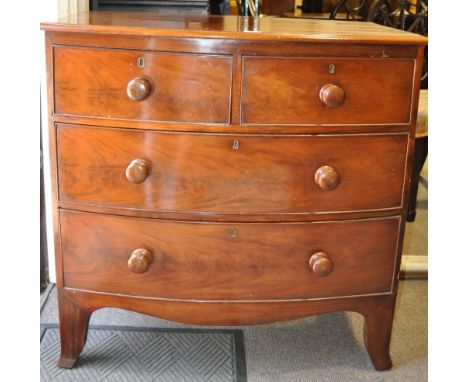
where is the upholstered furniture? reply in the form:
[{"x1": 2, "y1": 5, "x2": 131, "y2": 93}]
[{"x1": 41, "y1": 13, "x2": 427, "y2": 371}]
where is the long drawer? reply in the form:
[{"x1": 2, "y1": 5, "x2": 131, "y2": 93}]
[
  {"x1": 53, "y1": 46, "x2": 232, "y2": 124},
  {"x1": 60, "y1": 210, "x2": 400, "y2": 300},
  {"x1": 242, "y1": 57, "x2": 415, "y2": 125},
  {"x1": 57, "y1": 124, "x2": 408, "y2": 214}
]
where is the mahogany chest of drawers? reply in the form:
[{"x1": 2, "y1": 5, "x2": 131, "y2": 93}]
[{"x1": 41, "y1": 12, "x2": 427, "y2": 371}]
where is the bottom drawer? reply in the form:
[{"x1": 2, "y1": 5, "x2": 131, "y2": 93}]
[{"x1": 60, "y1": 210, "x2": 400, "y2": 301}]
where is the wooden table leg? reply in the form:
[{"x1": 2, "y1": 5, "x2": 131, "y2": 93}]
[
  {"x1": 57, "y1": 289, "x2": 93, "y2": 368},
  {"x1": 361, "y1": 294, "x2": 397, "y2": 370}
]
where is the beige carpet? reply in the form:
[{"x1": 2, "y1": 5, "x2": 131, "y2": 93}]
[{"x1": 41, "y1": 280, "x2": 427, "y2": 381}]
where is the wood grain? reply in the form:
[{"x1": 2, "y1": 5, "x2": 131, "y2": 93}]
[
  {"x1": 57, "y1": 286, "x2": 397, "y2": 370},
  {"x1": 57, "y1": 288, "x2": 92, "y2": 369},
  {"x1": 46, "y1": 31, "x2": 420, "y2": 58},
  {"x1": 56, "y1": 200, "x2": 404, "y2": 223},
  {"x1": 61, "y1": 286, "x2": 394, "y2": 325},
  {"x1": 57, "y1": 124, "x2": 408, "y2": 214},
  {"x1": 60, "y1": 210, "x2": 400, "y2": 300},
  {"x1": 363, "y1": 292, "x2": 396, "y2": 371},
  {"x1": 41, "y1": 12, "x2": 427, "y2": 45},
  {"x1": 52, "y1": 114, "x2": 413, "y2": 135},
  {"x1": 43, "y1": 13, "x2": 427, "y2": 371},
  {"x1": 242, "y1": 57, "x2": 415, "y2": 125},
  {"x1": 54, "y1": 46, "x2": 232, "y2": 124}
]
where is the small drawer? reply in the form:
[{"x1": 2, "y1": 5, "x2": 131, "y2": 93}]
[
  {"x1": 242, "y1": 57, "x2": 415, "y2": 125},
  {"x1": 57, "y1": 124, "x2": 408, "y2": 214},
  {"x1": 53, "y1": 47, "x2": 232, "y2": 124},
  {"x1": 61, "y1": 210, "x2": 400, "y2": 300}
]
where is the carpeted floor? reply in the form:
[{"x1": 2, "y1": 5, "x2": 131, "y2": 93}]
[
  {"x1": 41, "y1": 324, "x2": 246, "y2": 382},
  {"x1": 41, "y1": 279, "x2": 427, "y2": 381}
]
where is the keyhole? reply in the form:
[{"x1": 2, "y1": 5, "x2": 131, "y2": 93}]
[
  {"x1": 229, "y1": 229, "x2": 237, "y2": 238},
  {"x1": 232, "y1": 140, "x2": 240, "y2": 150},
  {"x1": 137, "y1": 58, "x2": 145, "y2": 68},
  {"x1": 328, "y1": 64, "x2": 335, "y2": 74}
]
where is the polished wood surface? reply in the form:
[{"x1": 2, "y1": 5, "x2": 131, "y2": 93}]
[
  {"x1": 242, "y1": 57, "x2": 415, "y2": 125},
  {"x1": 54, "y1": 47, "x2": 232, "y2": 124},
  {"x1": 56, "y1": 200, "x2": 406, "y2": 223},
  {"x1": 41, "y1": 12, "x2": 427, "y2": 44},
  {"x1": 363, "y1": 292, "x2": 397, "y2": 370},
  {"x1": 46, "y1": 30, "x2": 421, "y2": 58},
  {"x1": 57, "y1": 124, "x2": 408, "y2": 214},
  {"x1": 60, "y1": 210, "x2": 400, "y2": 300},
  {"x1": 59, "y1": 287, "x2": 397, "y2": 370},
  {"x1": 57, "y1": 289, "x2": 91, "y2": 369},
  {"x1": 43, "y1": 12, "x2": 427, "y2": 371},
  {"x1": 51, "y1": 114, "x2": 412, "y2": 135}
]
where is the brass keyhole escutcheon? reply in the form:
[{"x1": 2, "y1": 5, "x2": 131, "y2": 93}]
[
  {"x1": 137, "y1": 57, "x2": 145, "y2": 68},
  {"x1": 232, "y1": 140, "x2": 240, "y2": 150},
  {"x1": 229, "y1": 229, "x2": 237, "y2": 238},
  {"x1": 329, "y1": 64, "x2": 335, "y2": 74}
]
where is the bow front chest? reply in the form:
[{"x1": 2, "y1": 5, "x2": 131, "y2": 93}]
[{"x1": 41, "y1": 12, "x2": 427, "y2": 370}]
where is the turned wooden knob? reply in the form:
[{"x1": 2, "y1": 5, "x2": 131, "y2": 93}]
[
  {"x1": 128, "y1": 248, "x2": 153, "y2": 274},
  {"x1": 319, "y1": 84, "x2": 345, "y2": 107},
  {"x1": 314, "y1": 165, "x2": 341, "y2": 191},
  {"x1": 125, "y1": 159, "x2": 149, "y2": 184},
  {"x1": 309, "y1": 252, "x2": 333, "y2": 277},
  {"x1": 127, "y1": 77, "x2": 152, "y2": 101}
]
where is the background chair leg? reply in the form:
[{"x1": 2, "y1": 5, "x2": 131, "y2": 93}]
[{"x1": 407, "y1": 136, "x2": 428, "y2": 222}]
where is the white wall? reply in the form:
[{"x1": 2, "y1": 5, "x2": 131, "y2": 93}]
[{"x1": 40, "y1": 0, "x2": 88, "y2": 283}]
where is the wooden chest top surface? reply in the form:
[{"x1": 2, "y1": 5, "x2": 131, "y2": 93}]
[{"x1": 41, "y1": 12, "x2": 427, "y2": 44}]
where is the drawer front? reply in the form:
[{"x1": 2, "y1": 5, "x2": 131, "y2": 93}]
[
  {"x1": 242, "y1": 57, "x2": 414, "y2": 125},
  {"x1": 54, "y1": 47, "x2": 232, "y2": 124},
  {"x1": 57, "y1": 124, "x2": 408, "y2": 214},
  {"x1": 61, "y1": 210, "x2": 400, "y2": 300}
]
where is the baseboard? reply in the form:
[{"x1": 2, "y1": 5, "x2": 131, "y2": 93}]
[{"x1": 400, "y1": 255, "x2": 428, "y2": 279}]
